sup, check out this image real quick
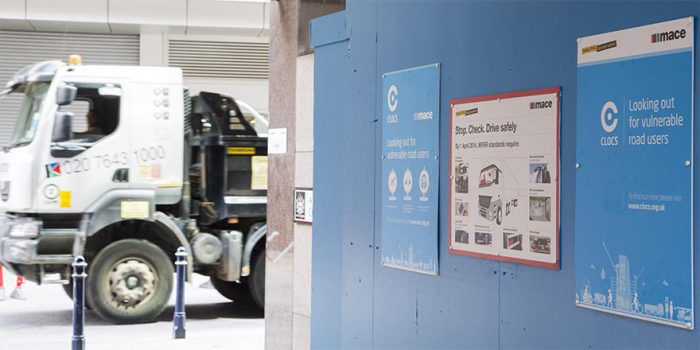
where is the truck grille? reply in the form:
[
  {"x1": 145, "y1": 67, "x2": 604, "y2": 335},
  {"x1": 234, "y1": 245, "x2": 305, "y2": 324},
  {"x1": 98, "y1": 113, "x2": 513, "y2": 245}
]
[
  {"x1": 478, "y1": 195, "x2": 491, "y2": 209},
  {"x1": 478, "y1": 195, "x2": 491, "y2": 217}
]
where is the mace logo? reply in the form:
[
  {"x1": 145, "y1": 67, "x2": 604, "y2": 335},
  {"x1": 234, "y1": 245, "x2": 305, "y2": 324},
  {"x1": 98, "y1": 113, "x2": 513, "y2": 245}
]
[
  {"x1": 651, "y1": 28, "x2": 686, "y2": 43},
  {"x1": 387, "y1": 85, "x2": 398, "y2": 113},
  {"x1": 600, "y1": 101, "x2": 619, "y2": 147}
]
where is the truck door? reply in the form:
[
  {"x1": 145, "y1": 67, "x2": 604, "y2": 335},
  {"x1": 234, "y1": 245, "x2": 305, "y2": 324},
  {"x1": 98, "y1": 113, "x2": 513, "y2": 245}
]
[
  {"x1": 39, "y1": 81, "x2": 130, "y2": 213},
  {"x1": 126, "y1": 83, "x2": 184, "y2": 205}
]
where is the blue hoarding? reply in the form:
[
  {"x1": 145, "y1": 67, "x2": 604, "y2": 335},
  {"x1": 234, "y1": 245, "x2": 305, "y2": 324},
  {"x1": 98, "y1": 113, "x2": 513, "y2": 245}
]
[
  {"x1": 381, "y1": 64, "x2": 440, "y2": 275},
  {"x1": 575, "y1": 18, "x2": 694, "y2": 328}
]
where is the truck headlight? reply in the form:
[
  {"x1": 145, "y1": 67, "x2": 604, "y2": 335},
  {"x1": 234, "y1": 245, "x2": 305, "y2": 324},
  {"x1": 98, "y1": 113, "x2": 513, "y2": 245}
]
[{"x1": 9, "y1": 219, "x2": 40, "y2": 238}]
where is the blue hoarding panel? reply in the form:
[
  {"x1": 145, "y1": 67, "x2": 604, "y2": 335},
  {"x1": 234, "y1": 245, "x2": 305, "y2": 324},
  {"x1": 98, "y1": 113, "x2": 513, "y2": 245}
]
[
  {"x1": 381, "y1": 64, "x2": 440, "y2": 275},
  {"x1": 575, "y1": 19, "x2": 694, "y2": 329}
]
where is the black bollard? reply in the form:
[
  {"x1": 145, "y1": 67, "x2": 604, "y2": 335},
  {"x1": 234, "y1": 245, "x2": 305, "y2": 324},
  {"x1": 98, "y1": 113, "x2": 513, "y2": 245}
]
[
  {"x1": 71, "y1": 256, "x2": 88, "y2": 350},
  {"x1": 173, "y1": 247, "x2": 187, "y2": 339}
]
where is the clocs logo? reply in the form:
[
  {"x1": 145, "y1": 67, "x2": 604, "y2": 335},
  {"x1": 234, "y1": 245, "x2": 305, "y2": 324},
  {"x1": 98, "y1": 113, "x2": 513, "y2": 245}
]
[
  {"x1": 600, "y1": 101, "x2": 619, "y2": 146},
  {"x1": 387, "y1": 85, "x2": 398, "y2": 112}
]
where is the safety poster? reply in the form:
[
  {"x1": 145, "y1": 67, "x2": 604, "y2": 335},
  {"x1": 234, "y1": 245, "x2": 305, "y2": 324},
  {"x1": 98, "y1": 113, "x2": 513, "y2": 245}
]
[
  {"x1": 575, "y1": 17, "x2": 694, "y2": 329},
  {"x1": 381, "y1": 64, "x2": 440, "y2": 275},
  {"x1": 449, "y1": 87, "x2": 560, "y2": 269}
]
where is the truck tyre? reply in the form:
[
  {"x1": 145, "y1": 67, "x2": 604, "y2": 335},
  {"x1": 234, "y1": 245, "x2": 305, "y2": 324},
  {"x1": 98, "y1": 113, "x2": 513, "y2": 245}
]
[
  {"x1": 248, "y1": 251, "x2": 265, "y2": 309},
  {"x1": 62, "y1": 281, "x2": 92, "y2": 309},
  {"x1": 506, "y1": 203, "x2": 511, "y2": 215},
  {"x1": 496, "y1": 207, "x2": 502, "y2": 225},
  {"x1": 86, "y1": 239, "x2": 173, "y2": 324},
  {"x1": 210, "y1": 277, "x2": 252, "y2": 302}
]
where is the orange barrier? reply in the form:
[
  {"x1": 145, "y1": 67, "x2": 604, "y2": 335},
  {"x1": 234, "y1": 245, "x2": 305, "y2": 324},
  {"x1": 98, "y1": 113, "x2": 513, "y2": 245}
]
[
  {"x1": 10, "y1": 275, "x2": 25, "y2": 300},
  {"x1": 0, "y1": 267, "x2": 4, "y2": 301}
]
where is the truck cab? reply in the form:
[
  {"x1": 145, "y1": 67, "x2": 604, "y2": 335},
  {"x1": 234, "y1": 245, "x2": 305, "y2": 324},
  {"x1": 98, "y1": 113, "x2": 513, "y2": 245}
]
[
  {"x1": 477, "y1": 162, "x2": 519, "y2": 226},
  {"x1": 0, "y1": 57, "x2": 268, "y2": 323}
]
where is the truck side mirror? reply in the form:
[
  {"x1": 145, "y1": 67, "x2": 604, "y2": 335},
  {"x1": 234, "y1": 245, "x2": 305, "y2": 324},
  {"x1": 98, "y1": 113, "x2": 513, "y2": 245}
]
[
  {"x1": 52, "y1": 112, "x2": 74, "y2": 142},
  {"x1": 56, "y1": 85, "x2": 77, "y2": 106}
]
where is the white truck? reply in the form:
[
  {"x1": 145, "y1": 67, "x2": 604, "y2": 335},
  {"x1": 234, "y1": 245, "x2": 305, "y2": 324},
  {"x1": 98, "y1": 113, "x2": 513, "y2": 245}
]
[
  {"x1": 477, "y1": 163, "x2": 519, "y2": 225},
  {"x1": 0, "y1": 57, "x2": 268, "y2": 324}
]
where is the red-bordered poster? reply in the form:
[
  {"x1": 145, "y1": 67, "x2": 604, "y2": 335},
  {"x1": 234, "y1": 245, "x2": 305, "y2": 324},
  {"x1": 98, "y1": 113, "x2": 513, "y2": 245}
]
[{"x1": 449, "y1": 87, "x2": 560, "y2": 269}]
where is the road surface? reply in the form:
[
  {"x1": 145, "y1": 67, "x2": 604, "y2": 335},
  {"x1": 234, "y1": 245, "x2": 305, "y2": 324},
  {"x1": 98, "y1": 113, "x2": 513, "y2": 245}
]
[{"x1": 0, "y1": 270, "x2": 264, "y2": 349}]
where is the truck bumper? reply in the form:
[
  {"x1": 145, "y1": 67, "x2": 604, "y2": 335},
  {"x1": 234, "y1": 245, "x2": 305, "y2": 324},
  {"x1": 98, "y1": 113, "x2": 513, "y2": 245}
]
[
  {"x1": 478, "y1": 207, "x2": 497, "y2": 221},
  {"x1": 0, "y1": 214, "x2": 75, "y2": 283}
]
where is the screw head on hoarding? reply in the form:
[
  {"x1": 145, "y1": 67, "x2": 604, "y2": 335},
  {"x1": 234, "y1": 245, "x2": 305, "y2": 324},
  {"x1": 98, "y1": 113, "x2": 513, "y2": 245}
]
[
  {"x1": 575, "y1": 163, "x2": 581, "y2": 169},
  {"x1": 685, "y1": 160, "x2": 691, "y2": 167}
]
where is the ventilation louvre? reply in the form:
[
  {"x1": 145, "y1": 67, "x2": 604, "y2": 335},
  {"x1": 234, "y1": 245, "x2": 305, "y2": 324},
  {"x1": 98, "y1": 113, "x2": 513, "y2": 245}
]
[
  {"x1": 169, "y1": 40, "x2": 269, "y2": 80},
  {"x1": 0, "y1": 30, "x2": 139, "y2": 146}
]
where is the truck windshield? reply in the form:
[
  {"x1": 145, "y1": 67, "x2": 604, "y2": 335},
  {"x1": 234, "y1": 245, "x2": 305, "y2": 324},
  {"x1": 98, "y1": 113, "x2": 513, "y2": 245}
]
[{"x1": 7, "y1": 82, "x2": 50, "y2": 148}]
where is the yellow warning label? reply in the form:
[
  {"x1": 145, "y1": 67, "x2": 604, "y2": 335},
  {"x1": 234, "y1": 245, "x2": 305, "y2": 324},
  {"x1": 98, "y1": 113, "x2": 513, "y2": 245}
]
[
  {"x1": 227, "y1": 147, "x2": 256, "y2": 155},
  {"x1": 59, "y1": 191, "x2": 71, "y2": 208},
  {"x1": 138, "y1": 164, "x2": 150, "y2": 180},
  {"x1": 121, "y1": 201, "x2": 150, "y2": 219},
  {"x1": 251, "y1": 156, "x2": 268, "y2": 190}
]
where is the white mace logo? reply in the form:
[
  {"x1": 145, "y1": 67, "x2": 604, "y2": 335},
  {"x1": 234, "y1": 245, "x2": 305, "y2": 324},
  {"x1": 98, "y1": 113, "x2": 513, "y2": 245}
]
[
  {"x1": 600, "y1": 101, "x2": 618, "y2": 133},
  {"x1": 387, "y1": 85, "x2": 398, "y2": 112}
]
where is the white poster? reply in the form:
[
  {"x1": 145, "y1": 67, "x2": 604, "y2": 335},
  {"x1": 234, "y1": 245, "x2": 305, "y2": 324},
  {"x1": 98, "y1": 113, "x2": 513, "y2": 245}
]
[
  {"x1": 268, "y1": 128, "x2": 287, "y2": 154},
  {"x1": 449, "y1": 87, "x2": 560, "y2": 269}
]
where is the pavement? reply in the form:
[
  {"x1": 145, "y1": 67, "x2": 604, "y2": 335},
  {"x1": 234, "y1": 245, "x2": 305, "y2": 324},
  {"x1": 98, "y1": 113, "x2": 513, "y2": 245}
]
[{"x1": 0, "y1": 270, "x2": 265, "y2": 349}]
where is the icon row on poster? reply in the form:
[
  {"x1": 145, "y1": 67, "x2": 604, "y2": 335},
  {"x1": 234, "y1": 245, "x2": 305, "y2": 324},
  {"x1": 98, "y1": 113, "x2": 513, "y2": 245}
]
[
  {"x1": 387, "y1": 167, "x2": 431, "y2": 200},
  {"x1": 453, "y1": 161, "x2": 553, "y2": 195},
  {"x1": 454, "y1": 230, "x2": 552, "y2": 255},
  {"x1": 453, "y1": 195, "x2": 552, "y2": 223}
]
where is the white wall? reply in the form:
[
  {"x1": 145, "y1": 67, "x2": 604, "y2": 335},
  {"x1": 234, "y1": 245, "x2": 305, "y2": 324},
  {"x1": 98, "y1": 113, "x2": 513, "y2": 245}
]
[
  {"x1": 139, "y1": 33, "x2": 269, "y2": 115},
  {"x1": 0, "y1": 2, "x2": 270, "y2": 115},
  {"x1": 0, "y1": 0, "x2": 270, "y2": 36}
]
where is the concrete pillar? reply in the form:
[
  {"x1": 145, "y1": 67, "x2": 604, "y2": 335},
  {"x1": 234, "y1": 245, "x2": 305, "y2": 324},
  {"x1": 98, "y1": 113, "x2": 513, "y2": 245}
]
[
  {"x1": 266, "y1": 1, "x2": 297, "y2": 349},
  {"x1": 267, "y1": 2, "x2": 342, "y2": 349},
  {"x1": 292, "y1": 53, "x2": 314, "y2": 350},
  {"x1": 139, "y1": 33, "x2": 166, "y2": 66}
]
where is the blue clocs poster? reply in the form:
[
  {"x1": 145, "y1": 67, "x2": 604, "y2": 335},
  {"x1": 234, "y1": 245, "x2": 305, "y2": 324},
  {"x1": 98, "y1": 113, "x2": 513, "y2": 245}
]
[
  {"x1": 575, "y1": 17, "x2": 694, "y2": 329},
  {"x1": 381, "y1": 64, "x2": 440, "y2": 275}
]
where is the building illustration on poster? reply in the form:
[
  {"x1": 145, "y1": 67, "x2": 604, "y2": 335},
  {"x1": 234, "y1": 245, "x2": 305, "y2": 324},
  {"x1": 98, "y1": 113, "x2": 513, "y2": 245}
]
[
  {"x1": 449, "y1": 87, "x2": 560, "y2": 268},
  {"x1": 380, "y1": 64, "x2": 440, "y2": 275},
  {"x1": 574, "y1": 17, "x2": 694, "y2": 329}
]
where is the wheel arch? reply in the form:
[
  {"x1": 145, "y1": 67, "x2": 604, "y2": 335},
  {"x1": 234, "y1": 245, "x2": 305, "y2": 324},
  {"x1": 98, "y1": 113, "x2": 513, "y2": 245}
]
[
  {"x1": 84, "y1": 212, "x2": 193, "y2": 281},
  {"x1": 241, "y1": 223, "x2": 266, "y2": 277}
]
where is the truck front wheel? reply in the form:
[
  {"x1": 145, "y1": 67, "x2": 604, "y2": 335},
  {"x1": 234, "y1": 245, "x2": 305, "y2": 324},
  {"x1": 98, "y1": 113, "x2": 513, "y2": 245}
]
[
  {"x1": 496, "y1": 207, "x2": 503, "y2": 225},
  {"x1": 86, "y1": 239, "x2": 174, "y2": 324}
]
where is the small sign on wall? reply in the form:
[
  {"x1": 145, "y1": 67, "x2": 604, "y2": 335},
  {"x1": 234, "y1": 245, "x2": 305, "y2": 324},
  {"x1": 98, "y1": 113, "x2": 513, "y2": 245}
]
[
  {"x1": 294, "y1": 188, "x2": 313, "y2": 223},
  {"x1": 268, "y1": 128, "x2": 287, "y2": 154}
]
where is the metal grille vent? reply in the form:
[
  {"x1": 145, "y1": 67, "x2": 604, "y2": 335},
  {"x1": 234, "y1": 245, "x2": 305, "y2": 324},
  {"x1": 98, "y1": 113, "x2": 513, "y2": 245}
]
[
  {"x1": 183, "y1": 88, "x2": 192, "y2": 133},
  {"x1": 169, "y1": 40, "x2": 269, "y2": 80},
  {"x1": 0, "y1": 30, "x2": 139, "y2": 145}
]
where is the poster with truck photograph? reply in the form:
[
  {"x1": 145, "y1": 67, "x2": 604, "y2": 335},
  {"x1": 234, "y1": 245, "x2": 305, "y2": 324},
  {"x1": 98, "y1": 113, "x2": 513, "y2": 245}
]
[{"x1": 449, "y1": 87, "x2": 560, "y2": 269}]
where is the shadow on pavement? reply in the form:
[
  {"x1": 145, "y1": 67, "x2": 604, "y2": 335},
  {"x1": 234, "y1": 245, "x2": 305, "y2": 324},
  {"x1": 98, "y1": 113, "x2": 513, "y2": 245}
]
[
  {"x1": 156, "y1": 302, "x2": 264, "y2": 322},
  {"x1": 0, "y1": 301, "x2": 262, "y2": 328}
]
